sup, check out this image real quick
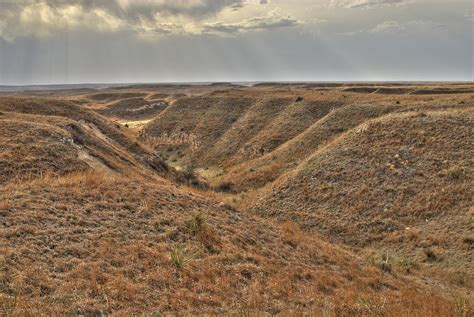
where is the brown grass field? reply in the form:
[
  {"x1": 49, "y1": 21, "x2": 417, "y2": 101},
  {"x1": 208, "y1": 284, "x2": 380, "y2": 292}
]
[{"x1": 0, "y1": 82, "x2": 473, "y2": 316}]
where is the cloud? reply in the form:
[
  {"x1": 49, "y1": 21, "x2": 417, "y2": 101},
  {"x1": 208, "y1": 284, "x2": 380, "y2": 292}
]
[
  {"x1": 330, "y1": 0, "x2": 411, "y2": 9},
  {"x1": 369, "y1": 20, "x2": 404, "y2": 32},
  {"x1": 113, "y1": 0, "x2": 246, "y2": 20},
  {"x1": 1, "y1": 0, "x2": 288, "y2": 41},
  {"x1": 0, "y1": 2, "x2": 125, "y2": 41},
  {"x1": 369, "y1": 20, "x2": 446, "y2": 33},
  {"x1": 201, "y1": 10, "x2": 301, "y2": 34},
  {"x1": 34, "y1": 0, "x2": 246, "y2": 20}
]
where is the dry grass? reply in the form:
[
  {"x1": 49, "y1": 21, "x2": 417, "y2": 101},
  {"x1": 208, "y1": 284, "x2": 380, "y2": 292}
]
[
  {"x1": 1, "y1": 84, "x2": 473, "y2": 315},
  {"x1": 2, "y1": 171, "x2": 470, "y2": 315},
  {"x1": 253, "y1": 109, "x2": 474, "y2": 292}
]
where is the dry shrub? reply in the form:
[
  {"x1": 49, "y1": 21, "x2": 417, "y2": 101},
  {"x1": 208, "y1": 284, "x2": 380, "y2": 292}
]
[
  {"x1": 138, "y1": 198, "x2": 152, "y2": 213},
  {"x1": 423, "y1": 248, "x2": 437, "y2": 262},
  {"x1": 185, "y1": 212, "x2": 206, "y2": 235},
  {"x1": 462, "y1": 235, "x2": 474, "y2": 245},
  {"x1": 169, "y1": 246, "x2": 199, "y2": 272}
]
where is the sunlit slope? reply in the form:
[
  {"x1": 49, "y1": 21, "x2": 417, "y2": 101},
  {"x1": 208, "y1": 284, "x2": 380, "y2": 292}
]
[
  {"x1": 221, "y1": 102, "x2": 401, "y2": 190},
  {"x1": 252, "y1": 109, "x2": 473, "y2": 274},
  {"x1": 0, "y1": 97, "x2": 169, "y2": 184},
  {"x1": 1, "y1": 170, "x2": 465, "y2": 315}
]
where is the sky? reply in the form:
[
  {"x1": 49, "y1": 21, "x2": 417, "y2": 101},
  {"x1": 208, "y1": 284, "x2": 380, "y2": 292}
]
[{"x1": 0, "y1": 0, "x2": 472, "y2": 85}]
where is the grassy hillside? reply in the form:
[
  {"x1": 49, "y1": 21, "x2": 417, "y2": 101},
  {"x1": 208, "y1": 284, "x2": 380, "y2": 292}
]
[
  {"x1": 141, "y1": 87, "x2": 473, "y2": 192},
  {"x1": 252, "y1": 109, "x2": 473, "y2": 287},
  {"x1": 220, "y1": 102, "x2": 401, "y2": 191},
  {"x1": 1, "y1": 171, "x2": 468, "y2": 315},
  {"x1": 1, "y1": 84, "x2": 473, "y2": 315},
  {"x1": 0, "y1": 112, "x2": 89, "y2": 184},
  {"x1": 0, "y1": 97, "x2": 171, "y2": 183}
]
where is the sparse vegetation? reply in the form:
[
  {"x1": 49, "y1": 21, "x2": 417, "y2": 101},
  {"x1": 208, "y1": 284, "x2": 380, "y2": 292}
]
[
  {"x1": 170, "y1": 245, "x2": 198, "y2": 271},
  {"x1": 185, "y1": 212, "x2": 206, "y2": 235},
  {"x1": 1, "y1": 84, "x2": 472, "y2": 315}
]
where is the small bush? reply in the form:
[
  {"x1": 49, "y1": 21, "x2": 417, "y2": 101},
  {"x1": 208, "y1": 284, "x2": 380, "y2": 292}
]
[
  {"x1": 176, "y1": 166, "x2": 209, "y2": 190},
  {"x1": 182, "y1": 165, "x2": 195, "y2": 181},
  {"x1": 378, "y1": 252, "x2": 392, "y2": 273},
  {"x1": 169, "y1": 246, "x2": 198, "y2": 271},
  {"x1": 185, "y1": 212, "x2": 206, "y2": 235}
]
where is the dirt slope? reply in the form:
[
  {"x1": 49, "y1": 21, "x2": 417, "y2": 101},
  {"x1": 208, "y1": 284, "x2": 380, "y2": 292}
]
[{"x1": 141, "y1": 95, "x2": 258, "y2": 167}]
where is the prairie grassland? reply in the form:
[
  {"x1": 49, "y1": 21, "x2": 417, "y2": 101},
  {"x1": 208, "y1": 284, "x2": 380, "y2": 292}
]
[{"x1": 1, "y1": 83, "x2": 473, "y2": 315}]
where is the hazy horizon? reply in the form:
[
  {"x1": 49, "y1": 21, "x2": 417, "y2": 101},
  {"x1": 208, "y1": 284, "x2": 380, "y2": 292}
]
[{"x1": 1, "y1": 0, "x2": 472, "y2": 85}]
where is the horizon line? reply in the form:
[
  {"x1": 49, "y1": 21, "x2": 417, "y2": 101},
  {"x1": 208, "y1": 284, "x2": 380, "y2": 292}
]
[{"x1": 1, "y1": 79, "x2": 473, "y2": 89}]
